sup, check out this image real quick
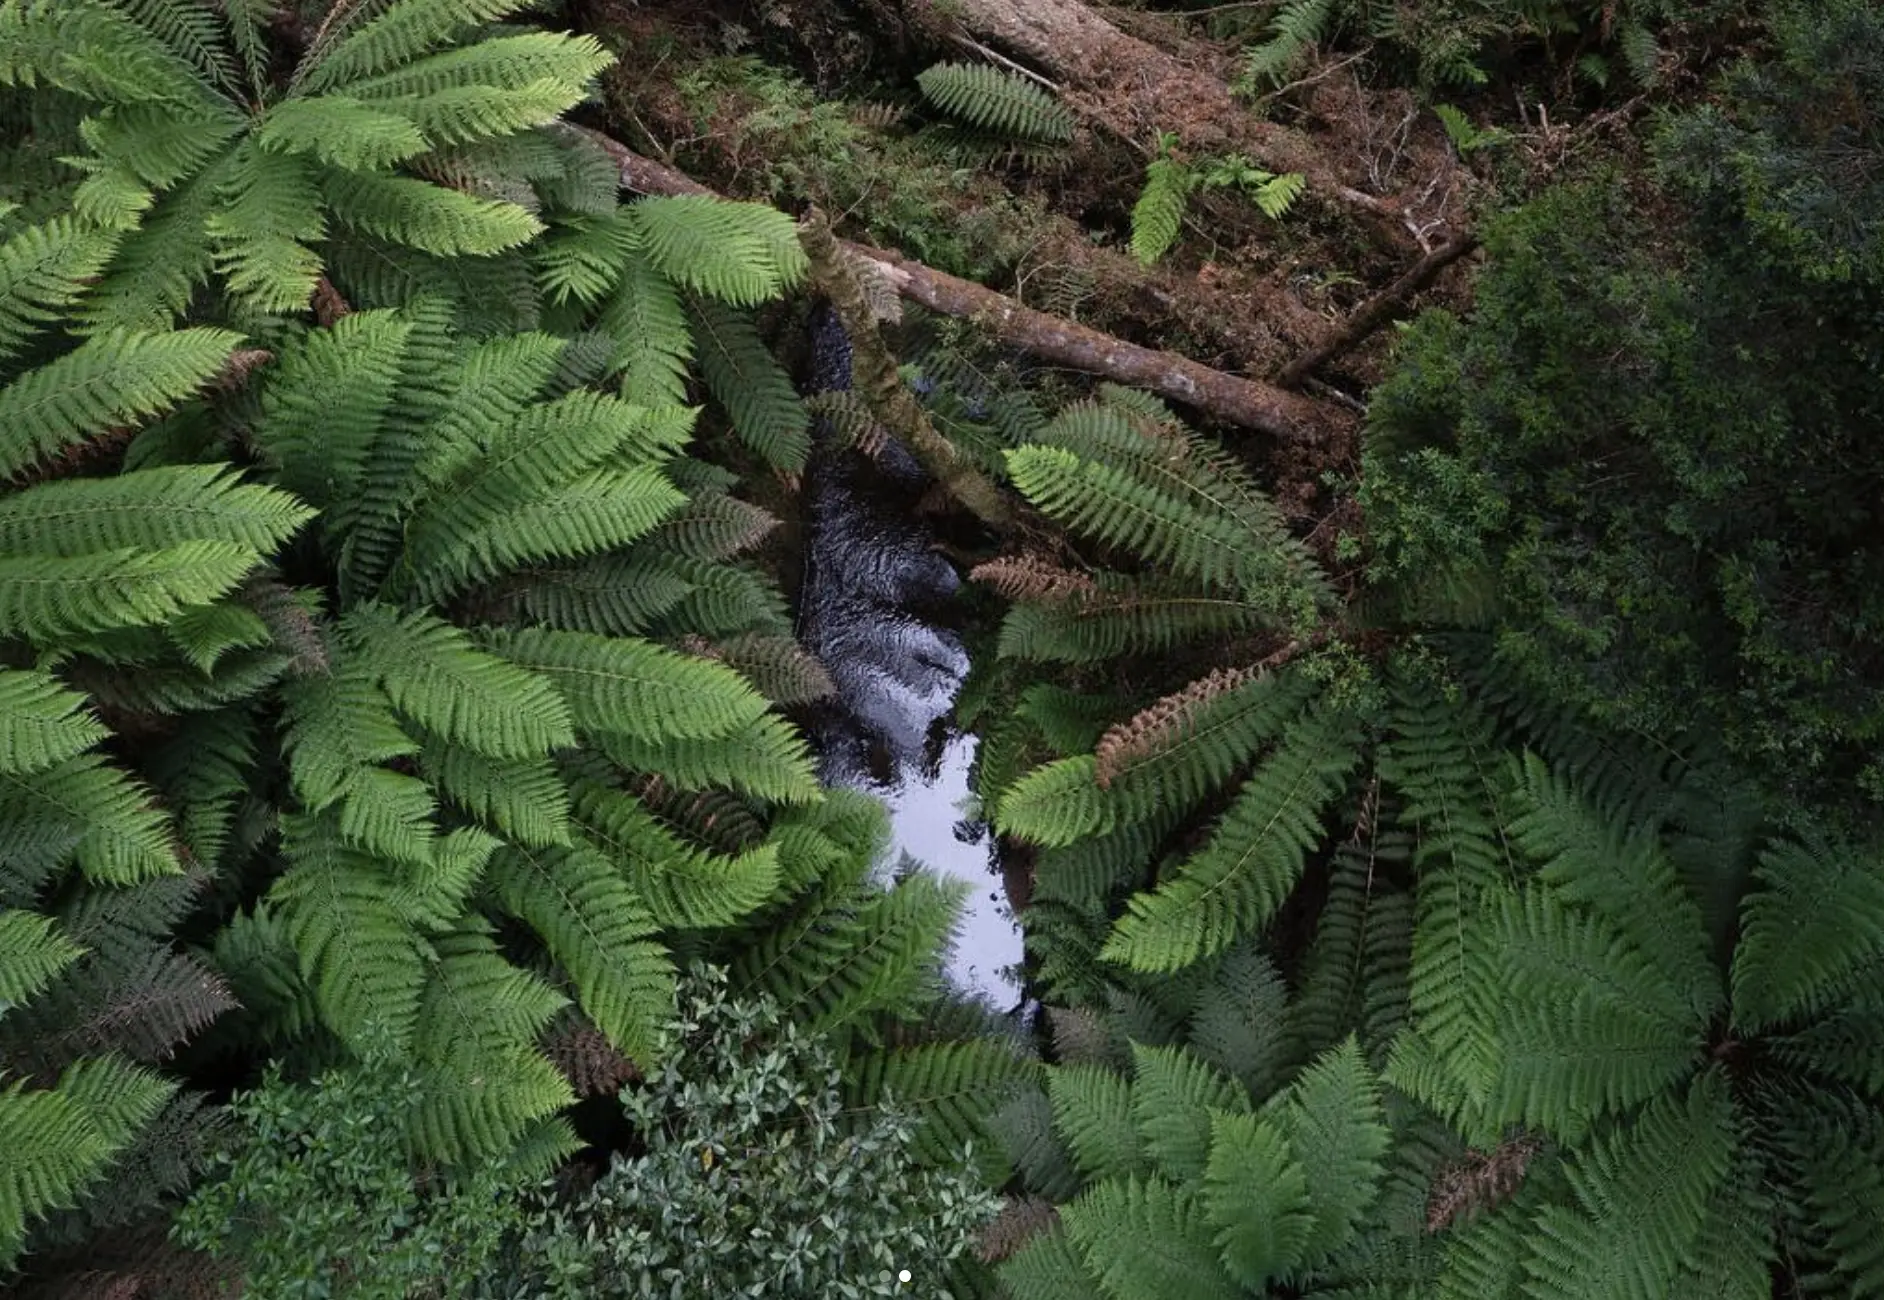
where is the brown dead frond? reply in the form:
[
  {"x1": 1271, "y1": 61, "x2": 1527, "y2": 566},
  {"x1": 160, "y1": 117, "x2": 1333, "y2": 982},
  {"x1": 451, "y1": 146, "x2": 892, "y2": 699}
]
[
  {"x1": 969, "y1": 554, "x2": 1097, "y2": 603},
  {"x1": 977, "y1": 1196, "x2": 1059, "y2": 1264},
  {"x1": 1095, "y1": 665, "x2": 1255, "y2": 788},
  {"x1": 542, "y1": 1012, "x2": 641, "y2": 1097},
  {"x1": 1425, "y1": 1133, "x2": 1544, "y2": 1232},
  {"x1": 310, "y1": 275, "x2": 353, "y2": 327}
]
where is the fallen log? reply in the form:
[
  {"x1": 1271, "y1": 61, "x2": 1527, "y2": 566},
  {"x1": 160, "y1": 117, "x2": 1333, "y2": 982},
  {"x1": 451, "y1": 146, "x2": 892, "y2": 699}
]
[
  {"x1": 894, "y1": 0, "x2": 1423, "y2": 244},
  {"x1": 585, "y1": 130, "x2": 1347, "y2": 445}
]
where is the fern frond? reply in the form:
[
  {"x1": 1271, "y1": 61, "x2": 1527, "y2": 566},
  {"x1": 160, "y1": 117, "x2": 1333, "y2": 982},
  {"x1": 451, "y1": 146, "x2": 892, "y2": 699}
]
[
  {"x1": 1130, "y1": 156, "x2": 1192, "y2": 267},
  {"x1": 708, "y1": 632, "x2": 835, "y2": 705},
  {"x1": 1269, "y1": 1037, "x2": 1391, "y2": 1270},
  {"x1": 0, "y1": 464, "x2": 312, "y2": 560},
  {"x1": 252, "y1": 308, "x2": 408, "y2": 512},
  {"x1": 916, "y1": 62, "x2": 1074, "y2": 143},
  {"x1": 1507, "y1": 753, "x2": 1720, "y2": 1024},
  {"x1": 0, "y1": 1055, "x2": 173, "y2": 1270},
  {"x1": 1061, "y1": 1176, "x2": 1241, "y2": 1300},
  {"x1": 344, "y1": 603, "x2": 574, "y2": 759},
  {"x1": 600, "y1": 713, "x2": 820, "y2": 803},
  {"x1": 1103, "y1": 703, "x2": 1363, "y2": 973},
  {"x1": 293, "y1": 0, "x2": 541, "y2": 96},
  {"x1": 322, "y1": 168, "x2": 542, "y2": 256},
  {"x1": 0, "y1": 910, "x2": 84, "y2": 1008},
  {"x1": 487, "y1": 840, "x2": 672, "y2": 1064},
  {"x1": 689, "y1": 296, "x2": 810, "y2": 471},
  {"x1": 0, "y1": 326, "x2": 239, "y2": 479},
  {"x1": 533, "y1": 208, "x2": 638, "y2": 308},
  {"x1": 1189, "y1": 939, "x2": 1293, "y2": 1097},
  {"x1": 419, "y1": 738, "x2": 571, "y2": 849},
  {"x1": 481, "y1": 626, "x2": 769, "y2": 744},
  {"x1": 1731, "y1": 827, "x2": 1884, "y2": 1031},
  {"x1": 0, "y1": 669, "x2": 107, "y2": 777},
  {"x1": 266, "y1": 813, "x2": 433, "y2": 1049},
  {"x1": 510, "y1": 553, "x2": 695, "y2": 636},
  {"x1": 1522, "y1": 1069, "x2": 1738, "y2": 1300},
  {"x1": 1243, "y1": 0, "x2": 1335, "y2": 89},
  {"x1": 999, "y1": 1224, "x2": 1100, "y2": 1300},
  {"x1": 1203, "y1": 1107, "x2": 1314, "y2": 1289},
  {"x1": 998, "y1": 667, "x2": 1318, "y2": 847},
  {"x1": 1486, "y1": 886, "x2": 1699, "y2": 1139},
  {"x1": 202, "y1": 139, "x2": 327, "y2": 313},
  {"x1": 566, "y1": 776, "x2": 778, "y2": 929},
  {"x1": 1129, "y1": 1043, "x2": 1249, "y2": 1182},
  {"x1": 254, "y1": 94, "x2": 428, "y2": 171},
  {"x1": 992, "y1": 574, "x2": 1279, "y2": 663},
  {"x1": 1773, "y1": 1088, "x2": 1884, "y2": 1297},
  {"x1": 0, "y1": 751, "x2": 182, "y2": 885},
  {"x1": 0, "y1": 215, "x2": 120, "y2": 360},
  {"x1": 1048, "y1": 1063, "x2": 1147, "y2": 1182},
  {"x1": 405, "y1": 925, "x2": 575, "y2": 1163},
  {"x1": 596, "y1": 240, "x2": 693, "y2": 407},
  {"x1": 741, "y1": 870, "x2": 965, "y2": 1031},
  {"x1": 0, "y1": 0, "x2": 210, "y2": 107},
  {"x1": 849, "y1": 1039, "x2": 1041, "y2": 1179},
  {"x1": 77, "y1": 160, "x2": 225, "y2": 331},
  {"x1": 629, "y1": 195, "x2": 805, "y2": 308}
]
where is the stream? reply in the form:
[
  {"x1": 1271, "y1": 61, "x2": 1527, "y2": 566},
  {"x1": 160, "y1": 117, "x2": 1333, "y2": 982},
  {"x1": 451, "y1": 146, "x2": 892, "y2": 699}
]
[{"x1": 795, "y1": 304, "x2": 1028, "y2": 1014}]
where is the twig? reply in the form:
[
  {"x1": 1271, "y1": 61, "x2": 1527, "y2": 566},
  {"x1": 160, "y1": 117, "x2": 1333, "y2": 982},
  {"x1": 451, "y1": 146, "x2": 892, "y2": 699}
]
[
  {"x1": 949, "y1": 33, "x2": 1061, "y2": 93},
  {"x1": 1278, "y1": 233, "x2": 1479, "y2": 386}
]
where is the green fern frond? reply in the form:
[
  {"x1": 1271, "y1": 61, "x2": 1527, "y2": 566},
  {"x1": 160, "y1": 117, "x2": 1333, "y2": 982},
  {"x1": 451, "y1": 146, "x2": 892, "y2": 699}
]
[
  {"x1": 1203, "y1": 1107, "x2": 1315, "y2": 1288},
  {"x1": 0, "y1": 540, "x2": 265, "y2": 645},
  {"x1": 406, "y1": 925, "x2": 575, "y2": 1163},
  {"x1": 112, "y1": 0, "x2": 240, "y2": 97},
  {"x1": 1189, "y1": 940, "x2": 1294, "y2": 1097},
  {"x1": 849, "y1": 1039, "x2": 1041, "y2": 1179},
  {"x1": 482, "y1": 626, "x2": 769, "y2": 744},
  {"x1": 999, "y1": 1224, "x2": 1101, "y2": 1300},
  {"x1": 1290, "y1": 822, "x2": 1415, "y2": 1068},
  {"x1": 345, "y1": 603, "x2": 574, "y2": 759},
  {"x1": 1048, "y1": 1063, "x2": 1148, "y2": 1182},
  {"x1": 0, "y1": 326, "x2": 239, "y2": 479},
  {"x1": 512, "y1": 553, "x2": 697, "y2": 636},
  {"x1": 253, "y1": 307, "x2": 409, "y2": 511},
  {"x1": 0, "y1": 215, "x2": 120, "y2": 359},
  {"x1": 322, "y1": 168, "x2": 542, "y2": 256},
  {"x1": 1506, "y1": 753, "x2": 1720, "y2": 1025},
  {"x1": 1130, "y1": 156, "x2": 1193, "y2": 267},
  {"x1": 1522, "y1": 1069, "x2": 1738, "y2": 1300},
  {"x1": 1103, "y1": 703, "x2": 1364, "y2": 974},
  {"x1": 204, "y1": 139, "x2": 326, "y2": 312},
  {"x1": 0, "y1": 750, "x2": 183, "y2": 885},
  {"x1": 77, "y1": 160, "x2": 225, "y2": 330},
  {"x1": 0, "y1": 669, "x2": 107, "y2": 777},
  {"x1": 1269, "y1": 1037, "x2": 1391, "y2": 1270},
  {"x1": 0, "y1": 909, "x2": 84, "y2": 1008},
  {"x1": 1731, "y1": 827, "x2": 1884, "y2": 1032},
  {"x1": 1129, "y1": 1043, "x2": 1249, "y2": 1182},
  {"x1": 266, "y1": 813, "x2": 434, "y2": 1049},
  {"x1": 1243, "y1": 0, "x2": 1336, "y2": 90},
  {"x1": 1486, "y1": 886, "x2": 1699, "y2": 1139},
  {"x1": 1061, "y1": 1175, "x2": 1241, "y2": 1300},
  {"x1": 0, "y1": 0, "x2": 210, "y2": 107},
  {"x1": 420, "y1": 738, "x2": 571, "y2": 849},
  {"x1": 630, "y1": 195, "x2": 807, "y2": 308},
  {"x1": 487, "y1": 839, "x2": 673, "y2": 1064},
  {"x1": 992, "y1": 575, "x2": 1279, "y2": 663},
  {"x1": 688, "y1": 296, "x2": 810, "y2": 471},
  {"x1": 533, "y1": 208, "x2": 638, "y2": 307},
  {"x1": 567, "y1": 777, "x2": 780, "y2": 929},
  {"x1": 254, "y1": 94, "x2": 429, "y2": 171},
  {"x1": 0, "y1": 464, "x2": 312, "y2": 560},
  {"x1": 998, "y1": 668, "x2": 1319, "y2": 847},
  {"x1": 709, "y1": 632, "x2": 835, "y2": 705},
  {"x1": 293, "y1": 0, "x2": 541, "y2": 96},
  {"x1": 600, "y1": 713, "x2": 820, "y2": 803},
  {"x1": 596, "y1": 239, "x2": 694, "y2": 407},
  {"x1": 733, "y1": 868, "x2": 965, "y2": 1033},
  {"x1": 1773, "y1": 1088, "x2": 1884, "y2": 1297},
  {"x1": 0, "y1": 1054, "x2": 174, "y2": 1270},
  {"x1": 917, "y1": 61, "x2": 1074, "y2": 143}
]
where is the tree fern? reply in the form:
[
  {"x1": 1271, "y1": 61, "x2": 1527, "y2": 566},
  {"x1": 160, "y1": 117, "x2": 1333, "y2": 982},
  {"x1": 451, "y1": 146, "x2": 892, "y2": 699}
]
[
  {"x1": 916, "y1": 62, "x2": 1075, "y2": 144},
  {"x1": 1203, "y1": 1108, "x2": 1315, "y2": 1287}
]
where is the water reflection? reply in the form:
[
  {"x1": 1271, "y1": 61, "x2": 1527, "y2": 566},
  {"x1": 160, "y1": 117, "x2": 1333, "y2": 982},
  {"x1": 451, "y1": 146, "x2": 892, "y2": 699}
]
[{"x1": 798, "y1": 304, "x2": 1027, "y2": 1012}]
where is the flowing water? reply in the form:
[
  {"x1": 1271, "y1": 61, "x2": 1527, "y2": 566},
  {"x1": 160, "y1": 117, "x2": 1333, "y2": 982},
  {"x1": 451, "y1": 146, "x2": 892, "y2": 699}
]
[{"x1": 796, "y1": 305, "x2": 1027, "y2": 1012}]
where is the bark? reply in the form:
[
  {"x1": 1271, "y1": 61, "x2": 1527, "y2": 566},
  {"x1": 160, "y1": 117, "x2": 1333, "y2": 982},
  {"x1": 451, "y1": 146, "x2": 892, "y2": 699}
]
[
  {"x1": 896, "y1": 0, "x2": 1419, "y2": 242},
  {"x1": 1276, "y1": 233, "x2": 1479, "y2": 387},
  {"x1": 798, "y1": 209, "x2": 1015, "y2": 530},
  {"x1": 586, "y1": 130, "x2": 1348, "y2": 445}
]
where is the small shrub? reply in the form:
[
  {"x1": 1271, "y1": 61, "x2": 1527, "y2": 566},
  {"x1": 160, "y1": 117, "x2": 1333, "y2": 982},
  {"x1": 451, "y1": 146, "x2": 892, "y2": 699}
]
[{"x1": 488, "y1": 968, "x2": 1002, "y2": 1299}]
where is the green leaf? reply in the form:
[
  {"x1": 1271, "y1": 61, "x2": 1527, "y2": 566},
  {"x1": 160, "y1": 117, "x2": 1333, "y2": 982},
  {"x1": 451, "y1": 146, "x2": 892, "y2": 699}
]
[
  {"x1": 1202, "y1": 1108, "x2": 1314, "y2": 1289},
  {"x1": 0, "y1": 668, "x2": 107, "y2": 777}
]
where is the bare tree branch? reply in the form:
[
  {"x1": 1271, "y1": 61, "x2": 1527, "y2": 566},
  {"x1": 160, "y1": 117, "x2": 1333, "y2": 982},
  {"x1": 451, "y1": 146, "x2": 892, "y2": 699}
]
[{"x1": 1277, "y1": 233, "x2": 1479, "y2": 387}]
